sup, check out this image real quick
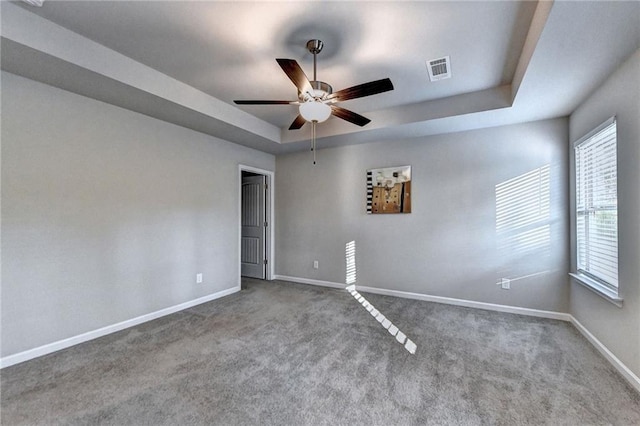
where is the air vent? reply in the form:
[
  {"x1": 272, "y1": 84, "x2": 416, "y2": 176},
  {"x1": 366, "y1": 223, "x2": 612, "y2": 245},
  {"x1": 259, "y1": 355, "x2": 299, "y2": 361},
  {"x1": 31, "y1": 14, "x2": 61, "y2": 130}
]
[{"x1": 426, "y1": 56, "x2": 451, "y2": 81}]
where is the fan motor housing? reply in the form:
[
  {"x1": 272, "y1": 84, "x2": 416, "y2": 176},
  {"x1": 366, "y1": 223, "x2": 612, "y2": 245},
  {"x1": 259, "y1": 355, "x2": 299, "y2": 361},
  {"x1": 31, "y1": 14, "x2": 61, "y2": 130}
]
[{"x1": 300, "y1": 81, "x2": 333, "y2": 102}]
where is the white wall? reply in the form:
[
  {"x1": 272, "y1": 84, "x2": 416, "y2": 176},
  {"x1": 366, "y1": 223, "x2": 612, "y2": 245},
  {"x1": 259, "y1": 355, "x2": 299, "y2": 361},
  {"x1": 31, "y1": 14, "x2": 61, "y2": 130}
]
[
  {"x1": 1, "y1": 72, "x2": 275, "y2": 357},
  {"x1": 276, "y1": 118, "x2": 569, "y2": 312},
  {"x1": 569, "y1": 48, "x2": 640, "y2": 377}
]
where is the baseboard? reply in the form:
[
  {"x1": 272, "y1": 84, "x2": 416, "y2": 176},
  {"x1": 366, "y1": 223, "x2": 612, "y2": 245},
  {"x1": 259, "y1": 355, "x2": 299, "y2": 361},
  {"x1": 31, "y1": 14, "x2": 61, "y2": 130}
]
[
  {"x1": 275, "y1": 276, "x2": 570, "y2": 321},
  {"x1": 355, "y1": 285, "x2": 573, "y2": 321},
  {"x1": 569, "y1": 316, "x2": 640, "y2": 393},
  {"x1": 275, "y1": 275, "x2": 639, "y2": 393},
  {"x1": 0, "y1": 286, "x2": 240, "y2": 369},
  {"x1": 6, "y1": 277, "x2": 639, "y2": 394},
  {"x1": 273, "y1": 275, "x2": 346, "y2": 289},
  {"x1": 275, "y1": 275, "x2": 640, "y2": 392}
]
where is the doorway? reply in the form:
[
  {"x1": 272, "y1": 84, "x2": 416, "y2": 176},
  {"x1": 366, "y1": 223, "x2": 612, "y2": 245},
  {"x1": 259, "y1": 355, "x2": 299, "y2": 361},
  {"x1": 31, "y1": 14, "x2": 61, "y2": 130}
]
[{"x1": 239, "y1": 166, "x2": 274, "y2": 281}]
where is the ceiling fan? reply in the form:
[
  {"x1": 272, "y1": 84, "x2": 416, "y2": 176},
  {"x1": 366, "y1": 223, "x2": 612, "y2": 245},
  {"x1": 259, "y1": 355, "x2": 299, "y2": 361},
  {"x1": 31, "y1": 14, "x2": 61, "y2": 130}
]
[{"x1": 234, "y1": 39, "x2": 394, "y2": 163}]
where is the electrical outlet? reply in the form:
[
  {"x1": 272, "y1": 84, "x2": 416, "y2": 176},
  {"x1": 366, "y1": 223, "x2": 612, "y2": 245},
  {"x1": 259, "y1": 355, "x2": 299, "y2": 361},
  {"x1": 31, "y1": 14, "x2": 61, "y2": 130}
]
[
  {"x1": 196, "y1": 273, "x2": 203, "y2": 284},
  {"x1": 501, "y1": 278, "x2": 510, "y2": 289},
  {"x1": 313, "y1": 260, "x2": 319, "y2": 269}
]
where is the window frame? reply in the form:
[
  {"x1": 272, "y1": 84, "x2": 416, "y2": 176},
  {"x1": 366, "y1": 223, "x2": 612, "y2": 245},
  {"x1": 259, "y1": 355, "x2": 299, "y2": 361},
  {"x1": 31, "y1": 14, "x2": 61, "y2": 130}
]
[{"x1": 571, "y1": 116, "x2": 622, "y2": 306}]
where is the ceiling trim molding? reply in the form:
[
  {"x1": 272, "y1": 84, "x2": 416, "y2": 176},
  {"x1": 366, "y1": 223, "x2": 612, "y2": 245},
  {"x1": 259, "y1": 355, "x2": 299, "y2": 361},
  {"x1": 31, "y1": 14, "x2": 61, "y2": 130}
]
[
  {"x1": 3, "y1": 1, "x2": 636, "y2": 155},
  {"x1": 1, "y1": 2, "x2": 282, "y2": 145},
  {"x1": 511, "y1": 0, "x2": 555, "y2": 103}
]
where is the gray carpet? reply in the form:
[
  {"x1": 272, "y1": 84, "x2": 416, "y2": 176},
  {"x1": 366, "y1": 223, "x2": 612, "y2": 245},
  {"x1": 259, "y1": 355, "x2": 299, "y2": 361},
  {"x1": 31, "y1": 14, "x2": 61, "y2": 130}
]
[{"x1": 2, "y1": 278, "x2": 639, "y2": 425}]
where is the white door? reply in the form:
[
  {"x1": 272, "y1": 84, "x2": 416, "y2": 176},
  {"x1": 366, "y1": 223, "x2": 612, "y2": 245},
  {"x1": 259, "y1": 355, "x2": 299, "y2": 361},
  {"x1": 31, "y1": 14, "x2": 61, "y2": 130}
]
[{"x1": 241, "y1": 174, "x2": 266, "y2": 279}]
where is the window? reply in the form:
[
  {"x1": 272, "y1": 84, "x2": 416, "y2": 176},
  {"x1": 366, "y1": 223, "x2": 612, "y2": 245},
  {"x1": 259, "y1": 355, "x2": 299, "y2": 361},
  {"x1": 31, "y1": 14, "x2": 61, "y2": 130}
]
[{"x1": 574, "y1": 117, "x2": 619, "y2": 298}]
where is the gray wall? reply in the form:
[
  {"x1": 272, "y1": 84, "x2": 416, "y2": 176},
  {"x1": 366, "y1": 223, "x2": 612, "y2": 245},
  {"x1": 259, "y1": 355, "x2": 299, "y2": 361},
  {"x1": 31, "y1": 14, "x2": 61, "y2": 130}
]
[
  {"x1": 1, "y1": 72, "x2": 275, "y2": 357},
  {"x1": 276, "y1": 118, "x2": 569, "y2": 312},
  {"x1": 569, "y1": 48, "x2": 640, "y2": 377}
]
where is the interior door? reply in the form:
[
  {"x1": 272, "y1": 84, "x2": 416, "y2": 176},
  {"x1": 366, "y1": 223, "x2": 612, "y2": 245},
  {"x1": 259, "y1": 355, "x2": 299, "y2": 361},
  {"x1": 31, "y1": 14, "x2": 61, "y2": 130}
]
[{"x1": 241, "y1": 174, "x2": 266, "y2": 279}]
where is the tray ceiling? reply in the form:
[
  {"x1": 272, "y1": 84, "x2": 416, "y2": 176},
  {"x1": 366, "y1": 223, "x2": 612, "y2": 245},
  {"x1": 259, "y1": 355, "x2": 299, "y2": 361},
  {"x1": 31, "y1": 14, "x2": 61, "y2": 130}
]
[{"x1": 2, "y1": 1, "x2": 639, "y2": 154}]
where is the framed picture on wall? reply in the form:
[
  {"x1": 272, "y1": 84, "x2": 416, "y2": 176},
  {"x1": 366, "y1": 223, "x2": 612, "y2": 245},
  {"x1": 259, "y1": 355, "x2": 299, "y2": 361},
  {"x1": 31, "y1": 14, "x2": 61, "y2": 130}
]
[{"x1": 366, "y1": 165, "x2": 412, "y2": 214}]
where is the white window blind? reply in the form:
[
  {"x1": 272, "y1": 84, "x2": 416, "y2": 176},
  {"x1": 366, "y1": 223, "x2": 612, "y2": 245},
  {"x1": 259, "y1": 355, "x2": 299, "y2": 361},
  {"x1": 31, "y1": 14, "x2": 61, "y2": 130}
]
[{"x1": 575, "y1": 117, "x2": 618, "y2": 291}]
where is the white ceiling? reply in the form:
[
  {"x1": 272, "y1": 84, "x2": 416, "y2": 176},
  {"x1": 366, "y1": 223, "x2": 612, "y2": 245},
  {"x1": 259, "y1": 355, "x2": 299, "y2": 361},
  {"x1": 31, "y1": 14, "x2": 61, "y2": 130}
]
[{"x1": 2, "y1": 1, "x2": 639, "y2": 154}]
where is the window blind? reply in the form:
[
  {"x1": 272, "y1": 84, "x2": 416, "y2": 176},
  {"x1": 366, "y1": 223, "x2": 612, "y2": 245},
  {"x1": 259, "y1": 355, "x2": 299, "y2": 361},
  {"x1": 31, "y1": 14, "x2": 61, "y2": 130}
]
[{"x1": 575, "y1": 118, "x2": 618, "y2": 290}]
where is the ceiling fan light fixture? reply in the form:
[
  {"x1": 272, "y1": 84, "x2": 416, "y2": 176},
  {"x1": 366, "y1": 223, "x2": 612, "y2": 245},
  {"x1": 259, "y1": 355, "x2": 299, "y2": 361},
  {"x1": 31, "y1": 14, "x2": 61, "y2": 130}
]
[
  {"x1": 299, "y1": 101, "x2": 331, "y2": 123},
  {"x1": 233, "y1": 39, "x2": 394, "y2": 152}
]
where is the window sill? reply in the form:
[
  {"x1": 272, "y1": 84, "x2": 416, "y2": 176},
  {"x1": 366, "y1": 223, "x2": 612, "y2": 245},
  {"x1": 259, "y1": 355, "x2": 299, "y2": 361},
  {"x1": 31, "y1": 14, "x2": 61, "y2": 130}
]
[{"x1": 569, "y1": 273, "x2": 623, "y2": 308}]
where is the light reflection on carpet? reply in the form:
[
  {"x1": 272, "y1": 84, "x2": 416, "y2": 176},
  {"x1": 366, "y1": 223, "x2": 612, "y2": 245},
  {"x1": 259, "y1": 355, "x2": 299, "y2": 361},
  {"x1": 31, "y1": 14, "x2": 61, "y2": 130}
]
[
  {"x1": 345, "y1": 240, "x2": 416, "y2": 354},
  {"x1": 345, "y1": 284, "x2": 417, "y2": 354}
]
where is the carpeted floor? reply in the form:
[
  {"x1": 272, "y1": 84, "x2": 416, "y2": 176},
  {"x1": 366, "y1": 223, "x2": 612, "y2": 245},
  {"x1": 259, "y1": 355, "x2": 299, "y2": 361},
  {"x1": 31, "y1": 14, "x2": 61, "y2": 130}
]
[{"x1": 2, "y1": 278, "x2": 639, "y2": 425}]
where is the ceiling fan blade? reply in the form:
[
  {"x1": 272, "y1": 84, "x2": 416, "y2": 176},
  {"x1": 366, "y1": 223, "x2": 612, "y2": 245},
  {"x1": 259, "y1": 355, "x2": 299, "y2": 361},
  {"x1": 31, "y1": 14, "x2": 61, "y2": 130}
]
[
  {"x1": 329, "y1": 78, "x2": 394, "y2": 102},
  {"x1": 330, "y1": 106, "x2": 371, "y2": 127},
  {"x1": 234, "y1": 100, "x2": 296, "y2": 105},
  {"x1": 276, "y1": 59, "x2": 313, "y2": 95},
  {"x1": 289, "y1": 115, "x2": 307, "y2": 130}
]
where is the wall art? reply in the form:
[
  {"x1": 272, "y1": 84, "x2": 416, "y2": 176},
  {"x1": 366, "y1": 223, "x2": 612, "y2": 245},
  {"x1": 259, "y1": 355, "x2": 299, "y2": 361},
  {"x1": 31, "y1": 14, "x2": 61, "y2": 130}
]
[{"x1": 366, "y1": 165, "x2": 412, "y2": 214}]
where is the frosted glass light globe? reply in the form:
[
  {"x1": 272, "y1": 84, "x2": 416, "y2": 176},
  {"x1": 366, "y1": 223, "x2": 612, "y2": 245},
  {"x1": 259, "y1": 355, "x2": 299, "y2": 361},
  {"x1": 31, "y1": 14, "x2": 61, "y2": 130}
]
[{"x1": 299, "y1": 101, "x2": 331, "y2": 123}]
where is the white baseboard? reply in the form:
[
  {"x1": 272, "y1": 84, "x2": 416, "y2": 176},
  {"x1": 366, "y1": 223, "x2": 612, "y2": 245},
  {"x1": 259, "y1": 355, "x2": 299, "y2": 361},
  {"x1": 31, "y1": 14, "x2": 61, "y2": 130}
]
[
  {"x1": 275, "y1": 275, "x2": 570, "y2": 321},
  {"x1": 570, "y1": 316, "x2": 640, "y2": 393},
  {"x1": 274, "y1": 275, "x2": 639, "y2": 392},
  {"x1": 0, "y1": 286, "x2": 240, "y2": 369},
  {"x1": 273, "y1": 275, "x2": 346, "y2": 290},
  {"x1": 5, "y1": 276, "x2": 639, "y2": 394},
  {"x1": 355, "y1": 285, "x2": 572, "y2": 321}
]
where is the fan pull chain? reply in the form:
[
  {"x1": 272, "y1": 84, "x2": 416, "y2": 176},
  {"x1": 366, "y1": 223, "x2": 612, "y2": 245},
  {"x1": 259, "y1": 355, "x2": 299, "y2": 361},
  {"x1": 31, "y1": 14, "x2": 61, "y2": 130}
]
[{"x1": 311, "y1": 121, "x2": 317, "y2": 165}]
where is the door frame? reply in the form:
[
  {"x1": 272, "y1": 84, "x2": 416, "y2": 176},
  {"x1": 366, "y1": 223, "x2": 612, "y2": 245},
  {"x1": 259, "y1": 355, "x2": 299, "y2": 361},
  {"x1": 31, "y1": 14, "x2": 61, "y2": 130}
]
[{"x1": 238, "y1": 164, "x2": 274, "y2": 284}]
